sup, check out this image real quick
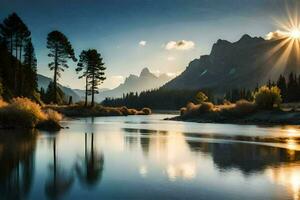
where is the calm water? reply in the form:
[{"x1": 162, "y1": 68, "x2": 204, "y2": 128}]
[{"x1": 1, "y1": 114, "x2": 300, "y2": 200}]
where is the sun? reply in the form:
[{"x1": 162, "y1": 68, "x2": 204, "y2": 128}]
[{"x1": 289, "y1": 28, "x2": 300, "y2": 39}]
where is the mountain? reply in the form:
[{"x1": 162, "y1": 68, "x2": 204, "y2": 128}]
[
  {"x1": 95, "y1": 68, "x2": 172, "y2": 102},
  {"x1": 163, "y1": 34, "x2": 300, "y2": 96},
  {"x1": 74, "y1": 88, "x2": 109, "y2": 100},
  {"x1": 37, "y1": 74, "x2": 81, "y2": 102}
]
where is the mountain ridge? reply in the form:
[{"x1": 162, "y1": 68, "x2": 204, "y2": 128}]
[{"x1": 162, "y1": 34, "x2": 300, "y2": 95}]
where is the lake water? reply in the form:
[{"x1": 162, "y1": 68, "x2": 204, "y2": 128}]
[{"x1": 1, "y1": 114, "x2": 300, "y2": 200}]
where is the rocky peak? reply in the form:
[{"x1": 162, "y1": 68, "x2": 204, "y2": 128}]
[{"x1": 140, "y1": 67, "x2": 151, "y2": 77}]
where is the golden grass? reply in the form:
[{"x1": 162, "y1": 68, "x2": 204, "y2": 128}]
[{"x1": 0, "y1": 97, "x2": 62, "y2": 129}]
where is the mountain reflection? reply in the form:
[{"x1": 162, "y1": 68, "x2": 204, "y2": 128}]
[
  {"x1": 76, "y1": 133, "x2": 104, "y2": 188},
  {"x1": 0, "y1": 130, "x2": 37, "y2": 200},
  {"x1": 123, "y1": 128, "x2": 300, "y2": 178}
]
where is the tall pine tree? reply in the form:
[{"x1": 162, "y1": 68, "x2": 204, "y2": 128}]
[{"x1": 47, "y1": 30, "x2": 77, "y2": 104}]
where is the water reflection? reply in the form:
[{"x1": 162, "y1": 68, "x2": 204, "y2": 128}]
[
  {"x1": 2, "y1": 115, "x2": 300, "y2": 199},
  {"x1": 123, "y1": 128, "x2": 300, "y2": 175},
  {"x1": 75, "y1": 133, "x2": 104, "y2": 188},
  {"x1": 266, "y1": 164, "x2": 300, "y2": 200},
  {"x1": 0, "y1": 130, "x2": 37, "y2": 200},
  {"x1": 45, "y1": 137, "x2": 74, "y2": 200}
]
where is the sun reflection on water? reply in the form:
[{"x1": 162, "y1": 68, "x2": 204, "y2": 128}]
[{"x1": 266, "y1": 164, "x2": 300, "y2": 200}]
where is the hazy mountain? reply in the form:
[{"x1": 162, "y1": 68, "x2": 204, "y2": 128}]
[
  {"x1": 163, "y1": 34, "x2": 300, "y2": 96},
  {"x1": 74, "y1": 88, "x2": 109, "y2": 100},
  {"x1": 95, "y1": 68, "x2": 172, "y2": 102},
  {"x1": 37, "y1": 74, "x2": 81, "y2": 102}
]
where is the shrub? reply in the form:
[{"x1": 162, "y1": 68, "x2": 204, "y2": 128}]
[
  {"x1": 231, "y1": 99, "x2": 256, "y2": 116},
  {"x1": 0, "y1": 99, "x2": 8, "y2": 108},
  {"x1": 254, "y1": 86, "x2": 282, "y2": 109},
  {"x1": 180, "y1": 107, "x2": 187, "y2": 116},
  {"x1": 198, "y1": 102, "x2": 214, "y2": 113},
  {"x1": 0, "y1": 97, "x2": 46, "y2": 128},
  {"x1": 141, "y1": 108, "x2": 151, "y2": 115},
  {"x1": 195, "y1": 91, "x2": 208, "y2": 104},
  {"x1": 44, "y1": 109, "x2": 62, "y2": 121},
  {"x1": 0, "y1": 98, "x2": 62, "y2": 129},
  {"x1": 186, "y1": 102, "x2": 200, "y2": 112}
]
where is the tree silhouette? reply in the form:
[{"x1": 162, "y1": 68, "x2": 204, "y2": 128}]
[
  {"x1": 76, "y1": 133, "x2": 104, "y2": 188},
  {"x1": 76, "y1": 50, "x2": 90, "y2": 107},
  {"x1": 76, "y1": 49, "x2": 105, "y2": 107},
  {"x1": 0, "y1": 12, "x2": 31, "y2": 95},
  {"x1": 22, "y1": 39, "x2": 38, "y2": 97},
  {"x1": 47, "y1": 30, "x2": 76, "y2": 104},
  {"x1": 45, "y1": 138, "x2": 74, "y2": 200}
]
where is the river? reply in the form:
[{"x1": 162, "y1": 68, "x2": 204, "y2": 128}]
[{"x1": 1, "y1": 114, "x2": 300, "y2": 200}]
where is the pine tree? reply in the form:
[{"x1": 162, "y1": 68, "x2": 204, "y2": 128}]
[
  {"x1": 22, "y1": 39, "x2": 37, "y2": 96},
  {"x1": 76, "y1": 50, "x2": 90, "y2": 107},
  {"x1": 83, "y1": 49, "x2": 106, "y2": 107},
  {"x1": 276, "y1": 74, "x2": 287, "y2": 102},
  {"x1": 287, "y1": 72, "x2": 298, "y2": 102},
  {"x1": 47, "y1": 30, "x2": 77, "y2": 104},
  {"x1": 0, "y1": 13, "x2": 31, "y2": 94}
]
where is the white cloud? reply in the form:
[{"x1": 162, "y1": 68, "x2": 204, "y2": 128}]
[
  {"x1": 165, "y1": 40, "x2": 195, "y2": 50},
  {"x1": 139, "y1": 40, "x2": 147, "y2": 46},
  {"x1": 265, "y1": 30, "x2": 286, "y2": 40}
]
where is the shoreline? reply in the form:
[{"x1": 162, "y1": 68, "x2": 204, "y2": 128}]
[{"x1": 166, "y1": 110, "x2": 300, "y2": 126}]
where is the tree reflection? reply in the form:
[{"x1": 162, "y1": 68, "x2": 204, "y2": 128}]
[
  {"x1": 76, "y1": 133, "x2": 104, "y2": 188},
  {"x1": 45, "y1": 137, "x2": 74, "y2": 200},
  {"x1": 187, "y1": 140, "x2": 300, "y2": 174},
  {"x1": 0, "y1": 130, "x2": 37, "y2": 200}
]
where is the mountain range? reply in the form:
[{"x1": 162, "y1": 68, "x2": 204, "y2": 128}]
[
  {"x1": 37, "y1": 74, "x2": 82, "y2": 102},
  {"x1": 93, "y1": 68, "x2": 172, "y2": 101},
  {"x1": 37, "y1": 68, "x2": 172, "y2": 103},
  {"x1": 163, "y1": 34, "x2": 300, "y2": 95},
  {"x1": 38, "y1": 34, "x2": 299, "y2": 102}
]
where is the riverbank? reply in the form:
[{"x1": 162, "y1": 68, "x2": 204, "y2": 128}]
[
  {"x1": 168, "y1": 109, "x2": 300, "y2": 125},
  {"x1": 46, "y1": 105, "x2": 152, "y2": 117}
]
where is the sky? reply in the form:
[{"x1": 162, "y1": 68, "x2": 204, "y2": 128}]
[{"x1": 0, "y1": 0, "x2": 296, "y2": 89}]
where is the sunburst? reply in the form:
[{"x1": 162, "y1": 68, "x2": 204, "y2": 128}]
[{"x1": 265, "y1": 5, "x2": 300, "y2": 78}]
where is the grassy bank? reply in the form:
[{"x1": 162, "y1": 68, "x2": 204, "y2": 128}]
[
  {"x1": 45, "y1": 104, "x2": 152, "y2": 117},
  {"x1": 0, "y1": 98, "x2": 62, "y2": 131},
  {"x1": 170, "y1": 100, "x2": 300, "y2": 125}
]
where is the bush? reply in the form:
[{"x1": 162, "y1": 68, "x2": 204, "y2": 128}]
[
  {"x1": 0, "y1": 99, "x2": 8, "y2": 108},
  {"x1": 195, "y1": 91, "x2": 208, "y2": 104},
  {"x1": 198, "y1": 102, "x2": 214, "y2": 113},
  {"x1": 254, "y1": 86, "x2": 282, "y2": 109},
  {"x1": 224, "y1": 99, "x2": 257, "y2": 117},
  {"x1": 180, "y1": 107, "x2": 187, "y2": 116},
  {"x1": 0, "y1": 97, "x2": 62, "y2": 129},
  {"x1": 141, "y1": 108, "x2": 151, "y2": 115},
  {"x1": 0, "y1": 97, "x2": 46, "y2": 128}
]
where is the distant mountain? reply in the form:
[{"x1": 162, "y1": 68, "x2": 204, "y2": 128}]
[
  {"x1": 95, "y1": 68, "x2": 172, "y2": 102},
  {"x1": 37, "y1": 74, "x2": 81, "y2": 102},
  {"x1": 74, "y1": 88, "x2": 109, "y2": 100},
  {"x1": 163, "y1": 34, "x2": 300, "y2": 96}
]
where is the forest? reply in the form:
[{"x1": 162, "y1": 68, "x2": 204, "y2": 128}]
[{"x1": 0, "y1": 13, "x2": 106, "y2": 107}]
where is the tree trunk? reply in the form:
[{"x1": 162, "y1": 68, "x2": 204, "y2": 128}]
[
  {"x1": 14, "y1": 39, "x2": 18, "y2": 94},
  {"x1": 85, "y1": 76, "x2": 88, "y2": 107},
  {"x1": 91, "y1": 72, "x2": 95, "y2": 107},
  {"x1": 10, "y1": 34, "x2": 15, "y2": 92},
  {"x1": 18, "y1": 45, "x2": 22, "y2": 96},
  {"x1": 53, "y1": 47, "x2": 58, "y2": 104}
]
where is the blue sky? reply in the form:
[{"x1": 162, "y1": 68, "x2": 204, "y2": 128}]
[{"x1": 0, "y1": 0, "x2": 293, "y2": 89}]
